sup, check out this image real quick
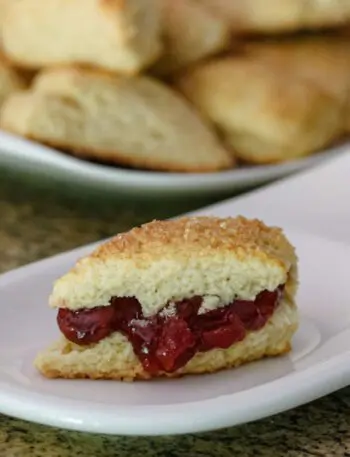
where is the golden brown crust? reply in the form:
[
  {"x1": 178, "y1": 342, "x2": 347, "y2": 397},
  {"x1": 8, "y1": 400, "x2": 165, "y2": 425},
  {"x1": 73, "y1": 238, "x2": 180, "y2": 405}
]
[
  {"x1": 2, "y1": 131, "x2": 234, "y2": 173},
  {"x1": 89, "y1": 216, "x2": 296, "y2": 269},
  {"x1": 2, "y1": 55, "x2": 145, "y2": 76},
  {"x1": 238, "y1": 35, "x2": 350, "y2": 92},
  {"x1": 1, "y1": 67, "x2": 234, "y2": 173},
  {"x1": 100, "y1": 0, "x2": 125, "y2": 12},
  {"x1": 48, "y1": 216, "x2": 297, "y2": 314},
  {"x1": 176, "y1": 47, "x2": 345, "y2": 164}
]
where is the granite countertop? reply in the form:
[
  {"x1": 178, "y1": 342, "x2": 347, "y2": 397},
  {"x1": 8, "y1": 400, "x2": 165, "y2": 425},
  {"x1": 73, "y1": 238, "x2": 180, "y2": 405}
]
[{"x1": 0, "y1": 172, "x2": 349, "y2": 457}]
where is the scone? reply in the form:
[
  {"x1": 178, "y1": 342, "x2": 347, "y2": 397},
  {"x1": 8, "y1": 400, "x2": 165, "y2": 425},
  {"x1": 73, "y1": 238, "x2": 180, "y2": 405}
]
[
  {"x1": 152, "y1": 0, "x2": 230, "y2": 76},
  {"x1": 177, "y1": 55, "x2": 343, "y2": 164},
  {"x1": 241, "y1": 35, "x2": 350, "y2": 106},
  {"x1": 240, "y1": 35, "x2": 350, "y2": 135},
  {"x1": 34, "y1": 216, "x2": 299, "y2": 381},
  {"x1": 2, "y1": 0, "x2": 162, "y2": 74},
  {"x1": 0, "y1": 67, "x2": 233, "y2": 172},
  {"x1": 197, "y1": 0, "x2": 350, "y2": 34}
]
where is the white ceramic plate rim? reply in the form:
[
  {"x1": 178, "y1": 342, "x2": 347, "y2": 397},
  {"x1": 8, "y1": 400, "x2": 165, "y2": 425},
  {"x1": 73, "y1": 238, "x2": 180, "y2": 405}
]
[
  {"x1": 0, "y1": 349, "x2": 348, "y2": 436},
  {"x1": 0, "y1": 130, "x2": 344, "y2": 195}
]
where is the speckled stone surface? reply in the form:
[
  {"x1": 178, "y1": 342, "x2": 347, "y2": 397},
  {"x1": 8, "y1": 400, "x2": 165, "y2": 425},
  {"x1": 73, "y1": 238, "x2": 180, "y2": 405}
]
[{"x1": 0, "y1": 171, "x2": 349, "y2": 457}]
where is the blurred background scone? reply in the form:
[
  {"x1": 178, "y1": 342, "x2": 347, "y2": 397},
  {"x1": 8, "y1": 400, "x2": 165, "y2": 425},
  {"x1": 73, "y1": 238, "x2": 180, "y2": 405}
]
[
  {"x1": 152, "y1": 0, "x2": 230, "y2": 76},
  {"x1": 2, "y1": 0, "x2": 163, "y2": 73},
  {"x1": 0, "y1": 0, "x2": 350, "y2": 173},
  {"x1": 196, "y1": 0, "x2": 350, "y2": 34},
  {"x1": 240, "y1": 35, "x2": 350, "y2": 134},
  {"x1": 176, "y1": 51, "x2": 343, "y2": 164},
  {"x1": 0, "y1": 67, "x2": 234, "y2": 172}
]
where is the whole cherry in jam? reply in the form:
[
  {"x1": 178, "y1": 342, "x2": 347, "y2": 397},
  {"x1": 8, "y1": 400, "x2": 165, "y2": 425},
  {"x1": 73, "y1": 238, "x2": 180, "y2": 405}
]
[
  {"x1": 57, "y1": 306, "x2": 116, "y2": 345},
  {"x1": 156, "y1": 317, "x2": 196, "y2": 373}
]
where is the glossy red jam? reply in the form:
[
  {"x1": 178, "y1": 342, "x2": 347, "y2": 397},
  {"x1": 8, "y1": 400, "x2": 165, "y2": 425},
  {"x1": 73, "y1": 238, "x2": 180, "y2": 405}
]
[{"x1": 57, "y1": 287, "x2": 284, "y2": 374}]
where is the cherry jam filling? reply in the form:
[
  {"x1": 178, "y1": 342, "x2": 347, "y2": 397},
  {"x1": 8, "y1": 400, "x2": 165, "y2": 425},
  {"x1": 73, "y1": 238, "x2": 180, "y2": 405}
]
[{"x1": 57, "y1": 286, "x2": 284, "y2": 375}]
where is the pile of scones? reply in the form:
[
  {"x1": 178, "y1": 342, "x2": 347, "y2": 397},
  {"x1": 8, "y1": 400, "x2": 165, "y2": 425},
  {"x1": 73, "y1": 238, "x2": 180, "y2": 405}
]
[{"x1": 0, "y1": 0, "x2": 350, "y2": 173}]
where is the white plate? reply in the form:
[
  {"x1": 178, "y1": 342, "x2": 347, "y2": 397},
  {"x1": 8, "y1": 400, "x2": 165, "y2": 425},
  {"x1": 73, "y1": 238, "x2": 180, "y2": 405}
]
[
  {"x1": 0, "y1": 130, "x2": 344, "y2": 197},
  {"x1": 0, "y1": 228, "x2": 349, "y2": 436}
]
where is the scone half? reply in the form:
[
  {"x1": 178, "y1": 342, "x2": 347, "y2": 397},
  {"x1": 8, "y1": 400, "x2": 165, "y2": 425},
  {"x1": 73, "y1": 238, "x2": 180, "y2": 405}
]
[{"x1": 35, "y1": 216, "x2": 299, "y2": 381}]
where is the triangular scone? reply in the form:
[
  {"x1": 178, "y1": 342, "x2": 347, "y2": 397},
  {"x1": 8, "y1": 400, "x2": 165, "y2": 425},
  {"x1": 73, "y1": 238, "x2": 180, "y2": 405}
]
[
  {"x1": 240, "y1": 36, "x2": 350, "y2": 136},
  {"x1": 240, "y1": 36, "x2": 350, "y2": 108},
  {"x1": 152, "y1": 0, "x2": 230, "y2": 76},
  {"x1": 2, "y1": 0, "x2": 162, "y2": 74},
  {"x1": 0, "y1": 67, "x2": 233, "y2": 172},
  {"x1": 35, "y1": 216, "x2": 299, "y2": 381},
  {"x1": 177, "y1": 53, "x2": 343, "y2": 164},
  {"x1": 197, "y1": 0, "x2": 350, "y2": 34}
]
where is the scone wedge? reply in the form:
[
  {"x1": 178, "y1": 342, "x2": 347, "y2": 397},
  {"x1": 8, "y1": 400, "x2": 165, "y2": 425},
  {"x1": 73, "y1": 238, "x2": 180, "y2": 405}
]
[
  {"x1": 177, "y1": 53, "x2": 343, "y2": 164},
  {"x1": 153, "y1": 0, "x2": 230, "y2": 76},
  {"x1": 35, "y1": 216, "x2": 299, "y2": 381},
  {"x1": 240, "y1": 36, "x2": 350, "y2": 135},
  {"x1": 0, "y1": 67, "x2": 233, "y2": 172},
  {"x1": 2, "y1": 0, "x2": 162, "y2": 74}
]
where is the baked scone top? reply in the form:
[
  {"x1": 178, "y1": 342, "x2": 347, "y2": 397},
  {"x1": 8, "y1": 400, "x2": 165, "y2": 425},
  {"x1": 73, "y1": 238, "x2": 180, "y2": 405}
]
[
  {"x1": 91, "y1": 216, "x2": 294, "y2": 263},
  {"x1": 50, "y1": 216, "x2": 298, "y2": 316}
]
